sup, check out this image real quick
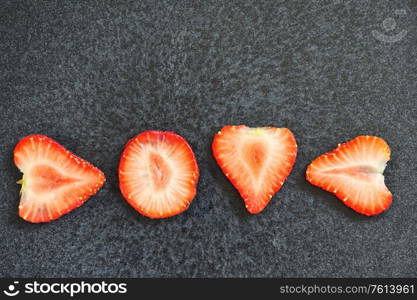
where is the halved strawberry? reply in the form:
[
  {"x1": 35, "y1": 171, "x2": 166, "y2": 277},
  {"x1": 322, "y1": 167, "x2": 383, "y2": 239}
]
[
  {"x1": 118, "y1": 131, "x2": 199, "y2": 219},
  {"x1": 212, "y1": 126, "x2": 298, "y2": 214},
  {"x1": 306, "y1": 136, "x2": 392, "y2": 216},
  {"x1": 14, "y1": 135, "x2": 106, "y2": 223}
]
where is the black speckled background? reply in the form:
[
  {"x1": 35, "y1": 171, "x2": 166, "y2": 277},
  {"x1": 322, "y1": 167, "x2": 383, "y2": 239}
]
[{"x1": 1, "y1": 0, "x2": 417, "y2": 278}]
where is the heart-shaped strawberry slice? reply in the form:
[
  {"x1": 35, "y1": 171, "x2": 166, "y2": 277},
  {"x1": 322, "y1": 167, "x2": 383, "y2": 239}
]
[
  {"x1": 306, "y1": 136, "x2": 392, "y2": 216},
  {"x1": 14, "y1": 135, "x2": 106, "y2": 223},
  {"x1": 212, "y1": 125, "x2": 298, "y2": 214}
]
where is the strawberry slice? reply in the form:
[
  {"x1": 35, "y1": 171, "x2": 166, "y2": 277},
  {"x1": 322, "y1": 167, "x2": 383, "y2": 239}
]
[
  {"x1": 212, "y1": 126, "x2": 298, "y2": 214},
  {"x1": 14, "y1": 135, "x2": 106, "y2": 223},
  {"x1": 306, "y1": 136, "x2": 392, "y2": 216},
  {"x1": 118, "y1": 131, "x2": 199, "y2": 219}
]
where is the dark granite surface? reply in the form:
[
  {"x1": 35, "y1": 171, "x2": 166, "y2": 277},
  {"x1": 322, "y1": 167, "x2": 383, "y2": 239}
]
[{"x1": 1, "y1": 0, "x2": 417, "y2": 278}]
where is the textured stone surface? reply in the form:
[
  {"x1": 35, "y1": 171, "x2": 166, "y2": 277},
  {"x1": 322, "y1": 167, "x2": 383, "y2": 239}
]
[{"x1": 1, "y1": 0, "x2": 417, "y2": 277}]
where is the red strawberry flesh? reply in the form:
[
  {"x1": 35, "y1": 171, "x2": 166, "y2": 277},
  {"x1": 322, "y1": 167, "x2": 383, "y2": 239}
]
[
  {"x1": 306, "y1": 136, "x2": 392, "y2": 216},
  {"x1": 212, "y1": 126, "x2": 298, "y2": 214},
  {"x1": 118, "y1": 131, "x2": 199, "y2": 219},
  {"x1": 14, "y1": 135, "x2": 106, "y2": 223}
]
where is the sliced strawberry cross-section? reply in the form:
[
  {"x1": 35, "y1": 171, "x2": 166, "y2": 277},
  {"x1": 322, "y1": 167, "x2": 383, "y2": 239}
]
[
  {"x1": 212, "y1": 125, "x2": 298, "y2": 214},
  {"x1": 14, "y1": 135, "x2": 106, "y2": 223},
  {"x1": 306, "y1": 136, "x2": 392, "y2": 216},
  {"x1": 118, "y1": 131, "x2": 199, "y2": 219}
]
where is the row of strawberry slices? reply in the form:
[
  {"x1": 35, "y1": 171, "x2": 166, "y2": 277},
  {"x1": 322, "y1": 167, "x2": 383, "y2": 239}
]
[{"x1": 13, "y1": 127, "x2": 392, "y2": 223}]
